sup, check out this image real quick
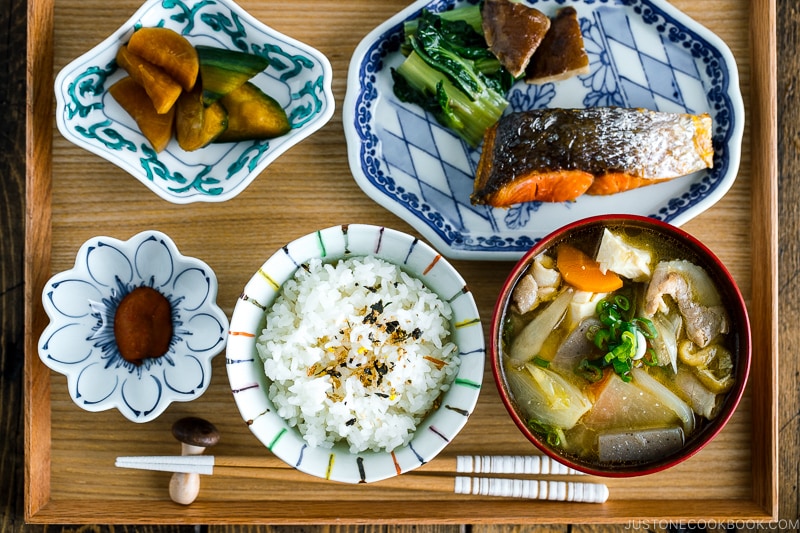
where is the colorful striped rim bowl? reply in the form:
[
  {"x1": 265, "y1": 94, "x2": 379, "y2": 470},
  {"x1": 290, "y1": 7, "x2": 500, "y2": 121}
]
[
  {"x1": 490, "y1": 215, "x2": 751, "y2": 477},
  {"x1": 225, "y1": 224, "x2": 484, "y2": 483}
]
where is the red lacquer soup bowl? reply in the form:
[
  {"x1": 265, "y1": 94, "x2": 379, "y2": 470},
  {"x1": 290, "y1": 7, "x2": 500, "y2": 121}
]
[{"x1": 490, "y1": 214, "x2": 751, "y2": 477}]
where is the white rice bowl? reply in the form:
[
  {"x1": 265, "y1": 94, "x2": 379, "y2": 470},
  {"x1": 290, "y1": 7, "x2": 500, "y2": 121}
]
[{"x1": 255, "y1": 255, "x2": 459, "y2": 454}]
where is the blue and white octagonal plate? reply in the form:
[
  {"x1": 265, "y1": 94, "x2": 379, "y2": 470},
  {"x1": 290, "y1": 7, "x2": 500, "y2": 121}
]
[
  {"x1": 344, "y1": 0, "x2": 744, "y2": 260},
  {"x1": 55, "y1": 0, "x2": 334, "y2": 204}
]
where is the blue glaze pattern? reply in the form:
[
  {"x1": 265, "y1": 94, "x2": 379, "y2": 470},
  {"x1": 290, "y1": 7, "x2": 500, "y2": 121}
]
[
  {"x1": 38, "y1": 230, "x2": 229, "y2": 423},
  {"x1": 343, "y1": 0, "x2": 744, "y2": 260}
]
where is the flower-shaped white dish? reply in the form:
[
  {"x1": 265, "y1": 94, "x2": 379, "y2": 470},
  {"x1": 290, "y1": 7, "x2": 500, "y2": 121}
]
[
  {"x1": 225, "y1": 224, "x2": 484, "y2": 483},
  {"x1": 54, "y1": 0, "x2": 334, "y2": 204},
  {"x1": 344, "y1": 0, "x2": 744, "y2": 260},
  {"x1": 38, "y1": 230, "x2": 229, "y2": 423}
]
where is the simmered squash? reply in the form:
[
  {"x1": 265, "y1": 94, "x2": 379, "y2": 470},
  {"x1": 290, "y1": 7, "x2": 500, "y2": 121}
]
[
  {"x1": 112, "y1": 31, "x2": 290, "y2": 150},
  {"x1": 175, "y1": 86, "x2": 228, "y2": 151},
  {"x1": 215, "y1": 82, "x2": 290, "y2": 142},
  {"x1": 197, "y1": 45, "x2": 269, "y2": 105},
  {"x1": 128, "y1": 27, "x2": 199, "y2": 91},
  {"x1": 108, "y1": 76, "x2": 174, "y2": 152},
  {"x1": 115, "y1": 45, "x2": 182, "y2": 114}
]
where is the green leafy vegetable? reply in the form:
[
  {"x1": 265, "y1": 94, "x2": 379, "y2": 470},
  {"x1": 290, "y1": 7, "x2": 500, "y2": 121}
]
[{"x1": 391, "y1": 7, "x2": 512, "y2": 147}]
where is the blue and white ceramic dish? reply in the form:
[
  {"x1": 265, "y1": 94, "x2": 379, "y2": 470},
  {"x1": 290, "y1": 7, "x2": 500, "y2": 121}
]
[
  {"x1": 225, "y1": 224, "x2": 484, "y2": 483},
  {"x1": 55, "y1": 0, "x2": 334, "y2": 204},
  {"x1": 38, "y1": 230, "x2": 229, "y2": 423},
  {"x1": 344, "y1": 0, "x2": 744, "y2": 260}
]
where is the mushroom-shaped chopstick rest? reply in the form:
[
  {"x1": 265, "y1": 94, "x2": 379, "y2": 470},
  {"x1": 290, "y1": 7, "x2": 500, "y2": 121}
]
[{"x1": 168, "y1": 416, "x2": 220, "y2": 505}]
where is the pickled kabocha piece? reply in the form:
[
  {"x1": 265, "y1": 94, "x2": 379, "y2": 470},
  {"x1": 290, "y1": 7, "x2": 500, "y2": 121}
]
[
  {"x1": 127, "y1": 27, "x2": 199, "y2": 91},
  {"x1": 215, "y1": 82, "x2": 290, "y2": 142},
  {"x1": 109, "y1": 76, "x2": 175, "y2": 152},
  {"x1": 481, "y1": 0, "x2": 550, "y2": 78},
  {"x1": 176, "y1": 85, "x2": 228, "y2": 151},
  {"x1": 525, "y1": 7, "x2": 590, "y2": 84},
  {"x1": 116, "y1": 45, "x2": 183, "y2": 114},
  {"x1": 471, "y1": 107, "x2": 714, "y2": 207},
  {"x1": 196, "y1": 45, "x2": 270, "y2": 106}
]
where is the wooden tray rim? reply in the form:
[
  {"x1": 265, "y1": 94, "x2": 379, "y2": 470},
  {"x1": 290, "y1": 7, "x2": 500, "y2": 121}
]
[{"x1": 23, "y1": 0, "x2": 779, "y2": 524}]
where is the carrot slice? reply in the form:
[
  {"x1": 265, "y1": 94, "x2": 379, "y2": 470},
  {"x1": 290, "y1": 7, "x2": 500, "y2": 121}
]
[{"x1": 556, "y1": 243, "x2": 623, "y2": 293}]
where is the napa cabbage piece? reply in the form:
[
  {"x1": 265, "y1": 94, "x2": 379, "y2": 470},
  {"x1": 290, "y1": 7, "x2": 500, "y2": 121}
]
[{"x1": 505, "y1": 362, "x2": 591, "y2": 429}]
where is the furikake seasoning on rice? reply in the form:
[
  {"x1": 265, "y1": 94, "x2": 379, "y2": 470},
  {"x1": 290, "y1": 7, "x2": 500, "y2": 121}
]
[{"x1": 255, "y1": 255, "x2": 459, "y2": 453}]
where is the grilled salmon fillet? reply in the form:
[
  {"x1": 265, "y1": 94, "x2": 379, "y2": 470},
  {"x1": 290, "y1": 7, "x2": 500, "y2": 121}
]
[{"x1": 471, "y1": 107, "x2": 714, "y2": 207}]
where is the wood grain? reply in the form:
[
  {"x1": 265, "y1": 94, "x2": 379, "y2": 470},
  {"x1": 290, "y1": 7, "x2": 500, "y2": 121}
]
[
  {"x1": 776, "y1": 0, "x2": 800, "y2": 523},
  {"x1": 747, "y1": 0, "x2": 779, "y2": 520},
  {"x1": 26, "y1": 0, "x2": 768, "y2": 525},
  {"x1": 0, "y1": 0, "x2": 792, "y2": 531}
]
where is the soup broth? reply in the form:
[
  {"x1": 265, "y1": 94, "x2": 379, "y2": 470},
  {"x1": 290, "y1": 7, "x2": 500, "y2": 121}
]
[{"x1": 500, "y1": 223, "x2": 739, "y2": 467}]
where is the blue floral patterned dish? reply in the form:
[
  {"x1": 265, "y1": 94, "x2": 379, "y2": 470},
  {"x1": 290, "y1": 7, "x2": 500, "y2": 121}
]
[
  {"x1": 38, "y1": 230, "x2": 229, "y2": 423},
  {"x1": 343, "y1": 0, "x2": 744, "y2": 260},
  {"x1": 54, "y1": 0, "x2": 334, "y2": 204},
  {"x1": 226, "y1": 224, "x2": 484, "y2": 483}
]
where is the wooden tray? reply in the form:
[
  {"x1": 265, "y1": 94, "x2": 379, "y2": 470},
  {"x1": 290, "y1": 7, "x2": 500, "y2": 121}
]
[{"x1": 24, "y1": 0, "x2": 778, "y2": 524}]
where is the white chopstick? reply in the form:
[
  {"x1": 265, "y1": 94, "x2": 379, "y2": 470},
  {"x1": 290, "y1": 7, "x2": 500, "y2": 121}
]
[
  {"x1": 114, "y1": 454, "x2": 608, "y2": 503},
  {"x1": 115, "y1": 454, "x2": 587, "y2": 476}
]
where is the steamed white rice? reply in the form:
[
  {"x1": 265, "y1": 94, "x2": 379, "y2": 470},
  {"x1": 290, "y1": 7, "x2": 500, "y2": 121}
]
[{"x1": 255, "y1": 255, "x2": 459, "y2": 453}]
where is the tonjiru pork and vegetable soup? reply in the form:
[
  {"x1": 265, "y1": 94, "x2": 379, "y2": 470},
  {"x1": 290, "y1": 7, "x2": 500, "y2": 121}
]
[{"x1": 499, "y1": 224, "x2": 742, "y2": 468}]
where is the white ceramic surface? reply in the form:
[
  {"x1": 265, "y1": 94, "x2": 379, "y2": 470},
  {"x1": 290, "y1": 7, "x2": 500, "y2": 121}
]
[
  {"x1": 55, "y1": 0, "x2": 334, "y2": 204},
  {"x1": 38, "y1": 230, "x2": 229, "y2": 423},
  {"x1": 344, "y1": 0, "x2": 744, "y2": 260},
  {"x1": 225, "y1": 224, "x2": 484, "y2": 483}
]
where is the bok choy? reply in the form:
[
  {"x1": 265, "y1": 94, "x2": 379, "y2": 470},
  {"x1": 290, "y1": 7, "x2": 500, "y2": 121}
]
[{"x1": 391, "y1": 7, "x2": 513, "y2": 147}]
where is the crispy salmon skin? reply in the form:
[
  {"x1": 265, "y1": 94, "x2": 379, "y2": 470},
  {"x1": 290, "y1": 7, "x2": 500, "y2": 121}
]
[{"x1": 471, "y1": 107, "x2": 713, "y2": 207}]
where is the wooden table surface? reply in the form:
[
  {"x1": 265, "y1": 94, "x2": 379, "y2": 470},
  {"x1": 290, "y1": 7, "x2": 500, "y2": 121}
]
[{"x1": 1, "y1": 0, "x2": 795, "y2": 531}]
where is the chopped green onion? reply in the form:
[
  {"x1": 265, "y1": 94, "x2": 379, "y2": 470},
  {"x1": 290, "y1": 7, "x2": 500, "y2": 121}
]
[
  {"x1": 632, "y1": 317, "x2": 658, "y2": 338},
  {"x1": 532, "y1": 356, "x2": 551, "y2": 368},
  {"x1": 643, "y1": 348, "x2": 659, "y2": 366},
  {"x1": 614, "y1": 294, "x2": 631, "y2": 311},
  {"x1": 593, "y1": 328, "x2": 612, "y2": 350},
  {"x1": 527, "y1": 419, "x2": 563, "y2": 447},
  {"x1": 589, "y1": 296, "x2": 660, "y2": 381},
  {"x1": 575, "y1": 359, "x2": 604, "y2": 383}
]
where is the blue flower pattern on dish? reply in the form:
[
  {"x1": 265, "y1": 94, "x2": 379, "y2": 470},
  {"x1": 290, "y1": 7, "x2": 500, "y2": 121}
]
[
  {"x1": 55, "y1": 0, "x2": 334, "y2": 204},
  {"x1": 38, "y1": 230, "x2": 229, "y2": 422},
  {"x1": 344, "y1": 0, "x2": 744, "y2": 260}
]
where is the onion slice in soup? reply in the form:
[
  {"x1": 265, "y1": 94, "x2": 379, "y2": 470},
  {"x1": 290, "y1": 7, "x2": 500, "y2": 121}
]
[
  {"x1": 631, "y1": 367, "x2": 695, "y2": 434},
  {"x1": 509, "y1": 287, "x2": 573, "y2": 366}
]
